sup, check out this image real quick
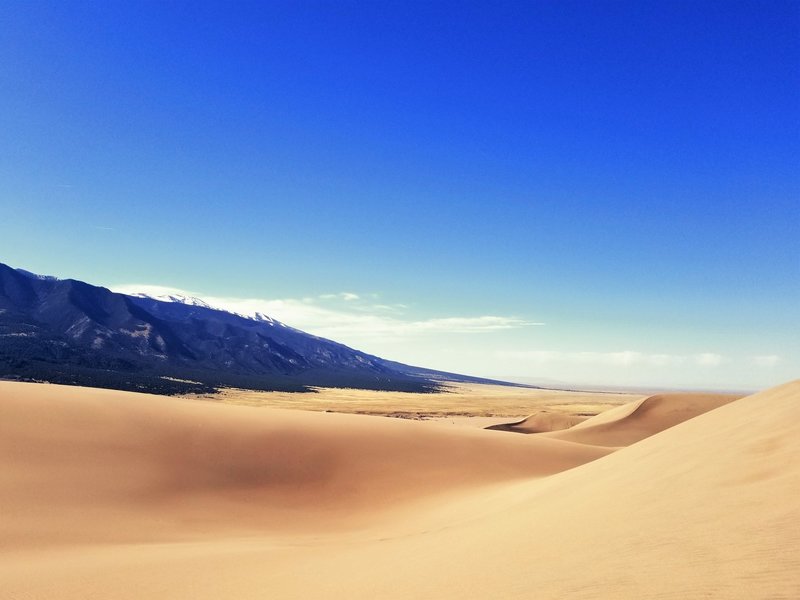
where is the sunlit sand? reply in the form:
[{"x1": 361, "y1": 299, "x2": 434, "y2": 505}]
[
  {"x1": 189, "y1": 382, "x2": 640, "y2": 420},
  {"x1": 1, "y1": 380, "x2": 797, "y2": 598}
]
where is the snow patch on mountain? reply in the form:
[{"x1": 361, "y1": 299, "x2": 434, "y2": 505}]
[
  {"x1": 128, "y1": 293, "x2": 213, "y2": 309},
  {"x1": 127, "y1": 293, "x2": 288, "y2": 327},
  {"x1": 15, "y1": 268, "x2": 60, "y2": 282}
]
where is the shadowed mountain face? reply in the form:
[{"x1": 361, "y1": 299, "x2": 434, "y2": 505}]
[{"x1": 0, "y1": 263, "x2": 507, "y2": 394}]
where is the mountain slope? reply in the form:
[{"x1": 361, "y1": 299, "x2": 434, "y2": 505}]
[{"x1": 0, "y1": 263, "x2": 495, "y2": 394}]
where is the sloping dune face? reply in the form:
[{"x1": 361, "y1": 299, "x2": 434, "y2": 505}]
[
  {"x1": 540, "y1": 391, "x2": 742, "y2": 446},
  {"x1": 486, "y1": 410, "x2": 588, "y2": 433},
  {"x1": 0, "y1": 382, "x2": 608, "y2": 548},
  {"x1": 1, "y1": 381, "x2": 798, "y2": 599}
]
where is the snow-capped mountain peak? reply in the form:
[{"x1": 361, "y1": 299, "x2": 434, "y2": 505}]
[
  {"x1": 129, "y1": 293, "x2": 213, "y2": 309},
  {"x1": 253, "y1": 312, "x2": 281, "y2": 325},
  {"x1": 15, "y1": 268, "x2": 60, "y2": 282},
  {"x1": 125, "y1": 292, "x2": 287, "y2": 328}
]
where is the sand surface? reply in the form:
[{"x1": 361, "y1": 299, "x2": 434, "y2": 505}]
[
  {"x1": 486, "y1": 409, "x2": 589, "y2": 433},
  {"x1": 538, "y1": 391, "x2": 743, "y2": 445},
  {"x1": 190, "y1": 382, "x2": 639, "y2": 419},
  {"x1": 1, "y1": 380, "x2": 798, "y2": 598}
]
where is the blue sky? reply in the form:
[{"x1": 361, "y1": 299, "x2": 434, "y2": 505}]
[{"x1": 1, "y1": 1, "x2": 798, "y2": 389}]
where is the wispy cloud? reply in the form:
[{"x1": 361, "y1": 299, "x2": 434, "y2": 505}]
[
  {"x1": 752, "y1": 355, "x2": 780, "y2": 367},
  {"x1": 320, "y1": 292, "x2": 360, "y2": 301},
  {"x1": 498, "y1": 350, "x2": 726, "y2": 368},
  {"x1": 694, "y1": 352, "x2": 724, "y2": 367},
  {"x1": 111, "y1": 284, "x2": 539, "y2": 340}
]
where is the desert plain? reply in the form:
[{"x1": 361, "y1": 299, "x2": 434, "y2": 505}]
[{"x1": 1, "y1": 378, "x2": 798, "y2": 598}]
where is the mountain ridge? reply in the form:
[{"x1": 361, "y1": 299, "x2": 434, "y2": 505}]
[{"x1": 0, "y1": 263, "x2": 526, "y2": 395}]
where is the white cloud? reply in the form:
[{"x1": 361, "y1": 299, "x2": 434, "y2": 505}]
[
  {"x1": 319, "y1": 292, "x2": 360, "y2": 301},
  {"x1": 752, "y1": 355, "x2": 780, "y2": 367},
  {"x1": 404, "y1": 315, "x2": 535, "y2": 333},
  {"x1": 498, "y1": 350, "x2": 725, "y2": 368},
  {"x1": 116, "y1": 284, "x2": 186, "y2": 297},
  {"x1": 693, "y1": 353, "x2": 724, "y2": 367},
  {"x1": 648, "y1": 353, "x2": 685, "y2": 367},
  {"x1": 111, "y1": 284, "x2": 538, "y2": 340}
]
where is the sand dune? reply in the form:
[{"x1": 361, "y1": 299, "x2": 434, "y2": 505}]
[
  {"x1": 0, "y1": 381, "x2": 608, "y2": 548},
  {"x1": 540, "y1": 391, "x2": 742, "y2": 446},
  {"x1": 485, "y1": 410, "x2": 588, "y2": 433},
  {"x1": 1, "y1": 380, "x2": 797, "y2": 599}
]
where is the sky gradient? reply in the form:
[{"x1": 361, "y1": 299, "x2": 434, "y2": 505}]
[{"x1": 2, "y1": 1, "x2": 798, "y2": 390}]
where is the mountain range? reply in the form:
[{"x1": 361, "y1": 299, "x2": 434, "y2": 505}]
[{"x1": 0, "y1": 263, "x2": 515, "y2": 395}]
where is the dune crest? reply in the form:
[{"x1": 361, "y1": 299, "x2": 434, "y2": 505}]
[
  {"x1": 540, "y1": 391, "x2": 742, "y2": 446},
  {"x1": 486, "y1": 410, "x2": 588, "y2": 433},
  {"x1": 0, "y1": 381, "x2": 608, "y2": 548}
]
